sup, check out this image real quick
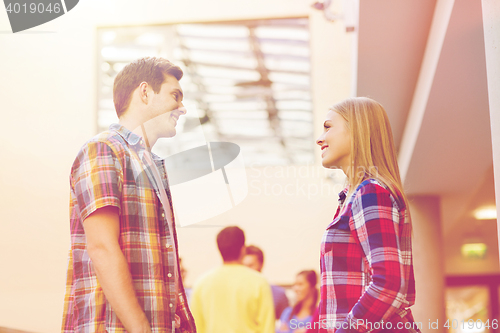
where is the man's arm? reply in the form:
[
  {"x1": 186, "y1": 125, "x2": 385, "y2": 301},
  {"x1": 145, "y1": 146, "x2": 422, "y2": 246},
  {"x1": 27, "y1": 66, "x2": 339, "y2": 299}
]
[{"x1": 83, "y1": 206, "x2": 151, "y2": 333}]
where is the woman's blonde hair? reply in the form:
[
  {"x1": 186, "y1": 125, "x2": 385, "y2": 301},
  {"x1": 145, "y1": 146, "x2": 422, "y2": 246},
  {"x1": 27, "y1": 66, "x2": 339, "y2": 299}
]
[{"x1": 331, "y1": 97, "x2": 409, "y2": 213}]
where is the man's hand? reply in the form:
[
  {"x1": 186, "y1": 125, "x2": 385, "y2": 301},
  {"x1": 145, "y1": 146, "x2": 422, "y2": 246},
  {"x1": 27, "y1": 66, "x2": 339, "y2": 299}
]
[{"x1": 84, "y1": 206, "x2": 152, "y2": 333}]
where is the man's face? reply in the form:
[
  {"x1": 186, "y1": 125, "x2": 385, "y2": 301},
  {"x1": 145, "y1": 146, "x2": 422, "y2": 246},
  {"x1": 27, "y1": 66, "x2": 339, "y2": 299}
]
[
  {"x1": 146, "y1": 74, "x2": 185, "y2": 138},
  {"x1": 242, "y1": 254, "x2": 263, "y2": 272}
]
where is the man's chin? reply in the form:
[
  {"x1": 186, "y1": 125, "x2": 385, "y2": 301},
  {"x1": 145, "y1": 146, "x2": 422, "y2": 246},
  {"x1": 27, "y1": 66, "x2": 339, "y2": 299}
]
[{"x1": 163, "y1": 128, "x2": 177, "y2": 138}]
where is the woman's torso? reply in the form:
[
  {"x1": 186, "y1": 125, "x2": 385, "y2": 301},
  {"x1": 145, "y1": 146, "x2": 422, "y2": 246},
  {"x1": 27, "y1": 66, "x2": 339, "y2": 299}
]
[{"x1": 318, "y1": 178, "x2": 416, "y2": 331}]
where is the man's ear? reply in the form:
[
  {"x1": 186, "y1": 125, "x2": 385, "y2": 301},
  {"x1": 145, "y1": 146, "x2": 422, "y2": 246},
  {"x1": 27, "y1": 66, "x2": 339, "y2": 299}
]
[{"x1": 138, "y1": 81, "x2": 150, "y2": 104}]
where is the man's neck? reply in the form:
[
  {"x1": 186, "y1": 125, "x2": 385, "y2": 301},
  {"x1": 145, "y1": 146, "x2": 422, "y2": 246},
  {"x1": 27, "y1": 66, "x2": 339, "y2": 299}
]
[
  {"x1": 119, "y1": 118, "x2": 158, "y2": 149},
  {"x1": 223, "y1": 260, "x2": 242, "y2": 265}
]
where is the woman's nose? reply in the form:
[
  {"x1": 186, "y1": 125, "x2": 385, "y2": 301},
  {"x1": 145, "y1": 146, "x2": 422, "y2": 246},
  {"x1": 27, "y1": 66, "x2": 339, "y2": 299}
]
[{"x1": 316, "y1": 135, "x2": 324, "y2": 146}]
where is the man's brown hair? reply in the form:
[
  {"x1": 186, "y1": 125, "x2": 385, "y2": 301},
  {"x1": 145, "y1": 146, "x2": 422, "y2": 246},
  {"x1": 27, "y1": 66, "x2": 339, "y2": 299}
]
[
  {"x1": 113, "y1": 57, "x2": 183, "y2": 118},
  {"x1": 217, "y1": 226, "x2": 245, "y2": 262},
  {"x1": 245, "y1": 245, "x2": 264, "y2": 266}
]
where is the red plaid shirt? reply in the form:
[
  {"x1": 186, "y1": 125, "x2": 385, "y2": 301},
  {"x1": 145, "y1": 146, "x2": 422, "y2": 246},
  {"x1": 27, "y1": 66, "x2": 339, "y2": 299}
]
[
  {"x1": 62, "y1": 124, "x2": 196, "y2": 333},
  {"x1": 318, "y1": 179, "x2": 419, "y2": 333}
]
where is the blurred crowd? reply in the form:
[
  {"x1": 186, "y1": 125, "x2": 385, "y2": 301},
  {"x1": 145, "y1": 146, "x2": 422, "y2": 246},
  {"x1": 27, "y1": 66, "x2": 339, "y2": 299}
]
[{"x1": 182, "y1": 226, "x2": 317, "y2": 333}]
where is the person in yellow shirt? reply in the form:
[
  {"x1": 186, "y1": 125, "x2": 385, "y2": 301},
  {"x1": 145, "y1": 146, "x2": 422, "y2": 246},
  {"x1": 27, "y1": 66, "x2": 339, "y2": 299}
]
[{"x1": 190, "y1": 226, "x2": 275, "y2": 333}]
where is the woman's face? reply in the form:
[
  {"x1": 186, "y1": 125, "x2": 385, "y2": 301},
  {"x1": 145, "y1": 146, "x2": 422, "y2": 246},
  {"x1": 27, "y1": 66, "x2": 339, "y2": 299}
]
[
  {"x1": 316, "y1": 110, "x2": 351, "y2": 171},
  {"x1": 293, "y1": 274, "x2": 313, "y2": 303}
]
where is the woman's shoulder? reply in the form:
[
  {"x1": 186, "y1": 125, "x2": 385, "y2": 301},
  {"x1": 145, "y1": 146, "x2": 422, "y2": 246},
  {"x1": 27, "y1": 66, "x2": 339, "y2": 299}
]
[
  {"x1": 353, "y1": 178, "x2": 389, "y2": 195},
  {"x1": 350, "y1": 178, "x2": 402, "y2": 208}
]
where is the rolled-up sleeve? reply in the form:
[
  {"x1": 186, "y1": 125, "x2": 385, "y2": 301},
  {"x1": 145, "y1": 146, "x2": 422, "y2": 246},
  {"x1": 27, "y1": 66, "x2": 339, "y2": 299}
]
[{"x1": 71, "y1": 141, "x2": 123, "y2": 221}]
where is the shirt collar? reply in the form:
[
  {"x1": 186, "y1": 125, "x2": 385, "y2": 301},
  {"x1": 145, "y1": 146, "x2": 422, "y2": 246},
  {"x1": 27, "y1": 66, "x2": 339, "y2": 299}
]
[
  {"x1": 338, "y1": 186, "x2": 349, "y2": 204},
  {"x1": 109, "y1": 123, "x2": 165, "y2": 163},
  {"x1": 109, "y1": 123, "x2": 143, "y2": 147}
]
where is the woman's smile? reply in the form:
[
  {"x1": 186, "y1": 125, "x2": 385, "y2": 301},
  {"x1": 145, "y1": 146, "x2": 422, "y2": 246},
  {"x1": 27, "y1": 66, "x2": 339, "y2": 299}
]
[{"x1": 316, "y1": 110, "x2": 351, "y2": 170}]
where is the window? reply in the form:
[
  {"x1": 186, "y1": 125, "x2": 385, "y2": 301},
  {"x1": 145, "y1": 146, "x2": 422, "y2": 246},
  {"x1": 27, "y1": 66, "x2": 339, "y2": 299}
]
[{"x1": 97, "y1": 18, "x2": 313, "y2": 166}]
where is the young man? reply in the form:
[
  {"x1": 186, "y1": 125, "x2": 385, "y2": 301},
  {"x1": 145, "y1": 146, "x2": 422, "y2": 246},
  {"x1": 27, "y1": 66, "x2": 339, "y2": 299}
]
[
  {"x1": 190, "y1": 227, "x2": 275, "y2": 333},
  {"x1": 243, "y1": 245, "x2": 290, "y2": 320},
  {"x1": 62, "y1": 57, "x2": 196, "y2": 333}
]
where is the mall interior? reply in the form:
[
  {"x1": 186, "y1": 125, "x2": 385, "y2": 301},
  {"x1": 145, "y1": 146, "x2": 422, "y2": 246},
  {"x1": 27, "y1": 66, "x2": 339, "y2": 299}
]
[{"x1": 1, "y1": 0, "x2": 499, "y2": 332}]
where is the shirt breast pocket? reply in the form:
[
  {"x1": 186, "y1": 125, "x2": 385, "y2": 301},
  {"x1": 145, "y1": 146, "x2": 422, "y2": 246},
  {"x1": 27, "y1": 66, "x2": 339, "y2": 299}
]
[
  {"x1": 323, "y1": 214, "x2": 359, "y2": 276},
  {"x1": 323, "y1": 215, "x2": 352, "y2": 255}
]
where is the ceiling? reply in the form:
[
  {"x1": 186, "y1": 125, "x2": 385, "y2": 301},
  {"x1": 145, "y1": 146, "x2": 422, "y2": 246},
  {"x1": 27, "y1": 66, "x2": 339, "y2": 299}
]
[
  {"x1": 355, "y1": 0, "x2": 497, "y2": 257},
  {"x1": 357, "y1": 0, "x2": 493, "y2": 197}
]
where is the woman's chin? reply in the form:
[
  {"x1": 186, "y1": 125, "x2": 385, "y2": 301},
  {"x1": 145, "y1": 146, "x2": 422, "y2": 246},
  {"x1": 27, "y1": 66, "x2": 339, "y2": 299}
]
[{"x1": 322, "y1": 160, "x2": 337, "y2": 169}]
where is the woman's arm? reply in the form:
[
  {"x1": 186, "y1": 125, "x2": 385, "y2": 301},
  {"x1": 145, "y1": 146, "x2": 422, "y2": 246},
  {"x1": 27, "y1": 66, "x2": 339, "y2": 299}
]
[{"x1": 277, "y1": 307, "x2": 293, "y2": 333}]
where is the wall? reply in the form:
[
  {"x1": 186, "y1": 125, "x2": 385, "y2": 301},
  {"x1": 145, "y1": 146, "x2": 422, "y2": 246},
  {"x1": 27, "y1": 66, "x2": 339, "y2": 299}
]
[{"x1": 441, "y1": 169, "x2": 500, "y2": 276}]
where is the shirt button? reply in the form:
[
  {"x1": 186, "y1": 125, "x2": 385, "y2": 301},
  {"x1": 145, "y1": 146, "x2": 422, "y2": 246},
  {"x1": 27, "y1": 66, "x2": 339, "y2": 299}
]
[
  {"x1": 168, "y1": 273, "x2": 172, "y2": 278},
  {"x1": 169, "y1": 303, "x2": 173, "y2": 308},
  {"x1": 162, "y1": 213, "x2": 165, "y2": 218},
  {"x1": 166, "y1": 244, "x2": 171, "y2": 248}
]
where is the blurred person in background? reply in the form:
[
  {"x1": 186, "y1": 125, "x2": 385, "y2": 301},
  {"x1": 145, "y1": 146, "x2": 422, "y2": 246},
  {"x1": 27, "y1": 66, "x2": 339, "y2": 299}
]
[
  {"x1": 179, "y1": 257, "x2": 192, "y2": 304},
  {"x1": 277, "y1": 270, "x2": 318, "y2": 333},
  {"x1": 190, "y1": 226, "x2": 275, "y2": 333},
  {"x1": 61, "y1": 57, "x2": 195, "y2": 333},
  {"x1": 243, "y1": 245, "x2": 290, "y2": 319},
  {"x1": 315, "y1": 97, "x2": 421, "y2": 333}
]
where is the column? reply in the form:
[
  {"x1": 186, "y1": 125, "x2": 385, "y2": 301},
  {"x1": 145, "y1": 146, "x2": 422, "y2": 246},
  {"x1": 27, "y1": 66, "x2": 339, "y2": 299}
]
[
  {"x1": 481, "y1": 0, "x2": 500, "y2": 261},
  {"x1": 410, "y1": 196, "x2": 447, "y2": 333}
]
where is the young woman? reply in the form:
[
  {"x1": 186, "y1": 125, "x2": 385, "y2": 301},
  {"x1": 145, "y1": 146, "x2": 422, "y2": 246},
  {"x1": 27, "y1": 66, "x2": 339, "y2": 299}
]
[
  {"x1": 278, "y1": 270, "x2": 318, "y2": 333},
  {"x1": 315, "y1": 98, "x2": 421, "y2": 333}
]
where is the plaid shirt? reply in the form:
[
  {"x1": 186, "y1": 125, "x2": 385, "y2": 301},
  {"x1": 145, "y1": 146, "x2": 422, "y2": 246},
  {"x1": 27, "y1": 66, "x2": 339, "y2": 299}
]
[
  {"x1": 62, "y1": 124, "x2": 196, "y2": 333},
  {"x1": 319, "y1": 179, "x2": 419, "y2": 333}
]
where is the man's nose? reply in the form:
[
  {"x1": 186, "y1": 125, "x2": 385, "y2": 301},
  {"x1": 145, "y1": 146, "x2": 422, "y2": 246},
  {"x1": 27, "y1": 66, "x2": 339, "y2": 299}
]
[{"x1": 178, "y1": 103, "x2": 187, "y2": 115}]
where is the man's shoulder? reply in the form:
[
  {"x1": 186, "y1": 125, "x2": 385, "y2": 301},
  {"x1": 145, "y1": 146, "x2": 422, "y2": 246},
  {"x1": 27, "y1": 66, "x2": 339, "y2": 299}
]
[
  {"x1": 87, "y1": 129, "x2": 127, "y2": 151},
  {"x1": 75, "y1": 129, "x2": 128, "y2": 158},
  {"x1": 196, "y1": 265, "x2": 268, "y2": 286},
  {"x1": 234, "y1": 265, "x2": 270, "y2": 287},
  {"x1": 70, "y1": 130, "x2": 128, "y2": 175},
  {"x1": 192, "y1": 266, "x2": 220, "y2": 290}
]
